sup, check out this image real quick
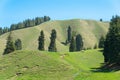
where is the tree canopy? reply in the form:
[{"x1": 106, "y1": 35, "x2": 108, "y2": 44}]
[
  {"x1": 103, "y1": 15, "x2": 120, "y2": 64},
  {"x1": 38, "y1": 30, "x2": 45, "y2": 51},
  {"x1": 48, "y1": 29, "x2": 57, "y2": 52},
  {"x1": 3, "y1": 32, "x2": 15, "y2": 55}
]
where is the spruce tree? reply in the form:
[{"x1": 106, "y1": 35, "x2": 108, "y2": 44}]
[
  {"x1": 48, "y1": 29, "x2": 57, "y2": 52},
  {"x1": 67, "y1": 26, "x2": 71, "y2": 42},
  {"x1": 15, "y1": 39, "x2": 22, "y2": 50},
  {"x1": 76, "y1": 34, "x2": 83, "y2": 51},
  {"x1": 38, "y1": 30, "x2": 45, "y2": 51},
  {"x1": 98, "y1": 36, "x2": 105, "y2": 48},
  {"x1": 3, "y1": 32, "x2": 15, "y2": 55},
  {"x1": 103, "y1": 15, "x2": 120, "y2": 64},
  {"x1": 69, "y1": 36, "x2": 76, "y2": 52}
]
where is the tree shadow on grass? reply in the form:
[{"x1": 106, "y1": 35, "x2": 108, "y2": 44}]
[{"x1": 90, "y1": 63, "x2": 120, "y2": 73}]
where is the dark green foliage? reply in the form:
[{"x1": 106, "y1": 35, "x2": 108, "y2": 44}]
[
  {"x1": 38, "y1": 30, "x2": 45, "y2": 51},
  {"x1": 26, "y1": 19, "x2": 35, "y2": 27},
  {"x1": 15, "y1": 39, "x2": 22, "y2": 50},
  {"x1": 69, "y1": 36, "x2": 76, "y2": 52},
  {"x1": 44, "y1": 16, "x2": 51, "y2": 22},
  {"x1": 48, "y1": 29, "x2": 57, "y2": 52},
  {"x1": 67, "y1": 26, "x2": 72, "y2": 42},
  {"x1": 98, "y1": 36, "x2": 105, "y2": 48},
  {"x1": 0, "y1": 27, "x2": 9, "y2": 35},
  {"x1": 3, "y1": 32, "x2": 15, "y2": 55},
  {"x1": 35, "y1": 17, "x2": 42, "y2": 25},
  {"x1": 76, "y1": 34, "x2": 83, "y2": 51},
  {"x1": 103, "y1": 15, "x2": 120, "y2": 64},
  {"x1": 2, "y1": 27, "x2": 10, "y2": 33},
  {"x1": 17, "y1": 22, "x2": 24, "y2": 29},
  {"x1": 10, "y1": 24, "x2": 17, "y2": 30}
]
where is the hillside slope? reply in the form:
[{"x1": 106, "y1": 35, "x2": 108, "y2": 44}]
[
  {"x1": 0, "y1": 19, "x2": 109, "y2": 55},
  {"x1": 0, "y1": 50, "x2": 119, "y2": 80}
]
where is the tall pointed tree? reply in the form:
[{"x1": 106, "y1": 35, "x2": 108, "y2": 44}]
[
  {"x1": 67, "y1": 26, "x2": 72, "y2": 42},
  {"x1": 69, "y1": 36, "x2": 76, "y2": 52},
  {"x1": 3, "y1": 32, "x2": 15, "y2": 55},
  {"x1": 48, "y1": 29, "x2": 57, "y2": 52},
  {"x1": 38, "y1": 30, "x2": 45, "y2": 51},
  {"x1": 103, "y1": 15, "x2": 120, "y2": 64},
  {"x1": 76, "y1": 34, "x2": 83, "y2": 51}
]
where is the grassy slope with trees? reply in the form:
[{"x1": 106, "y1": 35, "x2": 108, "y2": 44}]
[
  {"x1": 0, "y1": 19, "x2": 109, "y2": 55},
  {"x1": 0, "y1": 19, "x2": 120, "y2": 80}
]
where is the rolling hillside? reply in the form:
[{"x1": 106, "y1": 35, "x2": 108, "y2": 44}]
[
  {"x1": 0, "y1": 50, "x2": 120, "y2": 80},
  {"x1": 0, "y1": 19, "x2": 119, "y2": 80},
  {"x1": 0, "y1": 19, "x2": 109, "y2": 55}
]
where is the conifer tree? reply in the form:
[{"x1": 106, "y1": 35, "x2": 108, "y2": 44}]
[
  {"x1": 67, "y1": 26, "x2": 71, "y2": 42},
  {"x1": 38, "y1": 30, "x2": 45, "y2": 51},
  {"x1": 76, "y1": 34, "x2": 83, "y2": 51},
  {"x1": 48, "y1": 29, "x2": 57, "y2": 52},
  {"x1": 3, "y1": 32, "x2": 15, "y2": 55},
  {"x1": 103, "y1": 15, "x2": 120, "y2": 64},
  {"x1": 69, "y1": 36, "x2": 76, "y2": 52},
  {"x1": 15, "y1": 39, "x2": 22, "y2": 50}
]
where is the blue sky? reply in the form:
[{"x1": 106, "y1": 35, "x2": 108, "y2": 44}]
[{"x1": 0, "y1": 0, "x2": 120, "y2": 27}]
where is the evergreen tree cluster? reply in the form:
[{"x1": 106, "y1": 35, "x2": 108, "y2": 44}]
[
  {"x1": 103, "y1": 15, "x2": 120, "y2": 64},
  {"x1": 0, "y1": 27, "x2": 10, "y2": 35},
  {"x1": 3, "y1": 29, "x2": 57, "y2": 55},
  {"x1": 0, "y1": 16, "x2": 50, "y2": 35},
  {"x1": 3, "y1": 32, "x2": 15, "y2": 55},
  {"x1": 3, "y1": 32, "x2": 22, "y2": 55},
  {"x1": 38, "y1": 27, "x2": 83, "y2": 52},
  {"x1": 68, "y1": 26, "x2": 83, "y2": 52},
  {"x1": 69, "y1": 34, "x2": 83, "y2": 52},
  {"x1": 38, "y1": 29, "x2": 57, "y2": 52}
]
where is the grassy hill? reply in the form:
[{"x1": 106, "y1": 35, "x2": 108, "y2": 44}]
[
  {"x1": 0, "y1": 19, "x2": 119, "y2": 80},
  {"x1": 0, "y1": 19, "x2": 109, "y2": 55},
  {"x1": 0, "y1": 49, "x2": 120, "y2": 80}
]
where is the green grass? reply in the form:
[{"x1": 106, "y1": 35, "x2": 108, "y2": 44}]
[
  {"x1": 0, "y1": 19, "x2": 109, "y2": 55},
  {"x1": 0, "y1": 49, "x2": 119, "y2": 80},
  {"x1": 0, "y1": 50, "x2": 74, "y2": 80},
  {"x1": 0, "y1": 19, "x2": 116, "y2": 80}
]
